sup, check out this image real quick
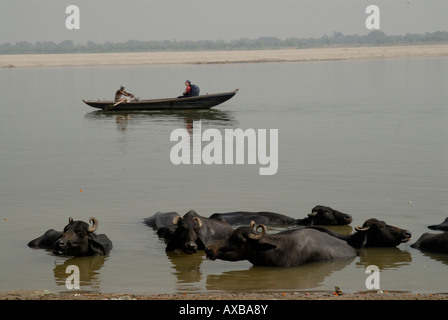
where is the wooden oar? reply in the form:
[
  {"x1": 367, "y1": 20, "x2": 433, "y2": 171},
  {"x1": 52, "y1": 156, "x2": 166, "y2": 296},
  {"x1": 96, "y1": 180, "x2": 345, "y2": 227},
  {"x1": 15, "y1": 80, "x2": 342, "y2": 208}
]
[{"x1": 105, "y1": 96, "x2": 132, "y2": 111}]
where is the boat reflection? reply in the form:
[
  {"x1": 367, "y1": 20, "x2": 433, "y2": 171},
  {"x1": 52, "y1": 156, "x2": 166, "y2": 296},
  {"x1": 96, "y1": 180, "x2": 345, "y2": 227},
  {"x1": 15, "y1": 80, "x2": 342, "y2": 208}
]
[{"x1": 84, "y1": 109, "x2": 239, "y2": 132}]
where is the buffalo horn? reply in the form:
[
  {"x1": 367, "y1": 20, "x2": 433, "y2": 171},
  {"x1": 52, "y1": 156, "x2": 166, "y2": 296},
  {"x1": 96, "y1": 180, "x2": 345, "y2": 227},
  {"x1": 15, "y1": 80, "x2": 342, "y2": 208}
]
[
  {"x1": 248, "y1": 222, "x2": 266, "y2": 240},
  {"x1": 68, "y1": 217, "x2": 74, "y2": 224},
  {"x1": 88, "y1": 217, "x2": 98, "y2": 232},
  {"x1": 249, "y1": 220, "x2": 256, "y2": 229},
  {"x1": 355, "y1": 225, "x2": 370, "y2": 232},
  {"x1": 172, "y1": 216, "x2": 182, "y2": 225},
  {"x1": 308, "y1": 211, "x2": 317, "y2": 217}
]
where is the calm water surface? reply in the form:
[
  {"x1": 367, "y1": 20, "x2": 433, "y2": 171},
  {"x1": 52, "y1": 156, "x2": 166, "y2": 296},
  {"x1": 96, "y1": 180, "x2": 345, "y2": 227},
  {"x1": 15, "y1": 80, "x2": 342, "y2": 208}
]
[{"x1": 0, "y1": 58, "x2": 447, "y2": 294}]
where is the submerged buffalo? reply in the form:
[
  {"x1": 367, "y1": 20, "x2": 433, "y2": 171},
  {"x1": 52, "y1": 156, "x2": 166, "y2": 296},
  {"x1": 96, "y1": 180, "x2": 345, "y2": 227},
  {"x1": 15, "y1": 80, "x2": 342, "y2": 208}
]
[
  {"x1": 205, "y1": 221, "x2": 357, "y2": 267},
  {"x1": 143, "y1": 212, "x2": 181, "y2": 230},
  {"x1": 428, "y1": 217, "x2": 448, "y2": 231},
  {"x1": 306, "y1": 205, "x2": 353, "y2": 225},
  {"x1": 165, "y1": 211, "x2": 234, "y2": 254},
  {"x1": 143, "y1": 211, "x2": 181, "y2": 239},
  {"x1": 28, "y1": 217, "x2": 113, "y2": 256},
  {"x1": 209, "y1": 205, "x2": 352, "y2": 227},
  {"x1": 411, "y1": 217, "x2": 448, "y2": 254},
  {"x1": 318, "y1": 218, "x2": 412, "y2": 248}
]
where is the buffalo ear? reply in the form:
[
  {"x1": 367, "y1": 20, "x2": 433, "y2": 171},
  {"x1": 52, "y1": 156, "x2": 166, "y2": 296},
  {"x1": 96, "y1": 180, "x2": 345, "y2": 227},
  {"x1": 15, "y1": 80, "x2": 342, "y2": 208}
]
[{"x1": 88, "y1": 238, "x2": 106, "y2": 256}]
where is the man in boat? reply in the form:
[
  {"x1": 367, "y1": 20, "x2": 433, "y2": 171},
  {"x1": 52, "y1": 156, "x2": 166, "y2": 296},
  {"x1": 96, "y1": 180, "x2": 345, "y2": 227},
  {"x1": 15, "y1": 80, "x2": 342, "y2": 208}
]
[
  {"x1": 115, "y1": 85, "x2": 134, "y2": 102},
  {"x1": 179, "y1": 80, "x2": 200, "y2": 98},
  {"x1": 181, "y1": 80, "x2": 192, "y2": 97}
]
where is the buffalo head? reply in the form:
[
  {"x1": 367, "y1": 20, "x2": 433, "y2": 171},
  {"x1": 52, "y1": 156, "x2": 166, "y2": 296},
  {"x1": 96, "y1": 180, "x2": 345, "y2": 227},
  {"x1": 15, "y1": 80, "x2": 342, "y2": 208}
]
[
  {"x1": 54, "y1": 217, "x2": 101, "y2": 256},
  {"x1": 349, "y1": 218, "x2": 412, "y2": 248},
  {"x1": 306, "y1": 205, "x2": 353, "y2": 225},
  {"x1": 205, "y1": 221, "x2": 267, "y2": 262},
  {"x1": 166, "y1": 216, "x2": 204, "y2": 254}
]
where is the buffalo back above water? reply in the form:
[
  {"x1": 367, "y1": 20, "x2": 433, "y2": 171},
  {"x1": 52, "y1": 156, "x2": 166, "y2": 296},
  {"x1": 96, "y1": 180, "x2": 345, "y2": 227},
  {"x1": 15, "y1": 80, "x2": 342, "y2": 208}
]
[
  {"x1": 27, "y1": 217, "x2": 113, "y2": 256},
  {"x1": 411, "y1": 217, "x2": 448, "y2": 254},
  {"x1": 143, "y1": 212, "x2": 181, "y2": 230},
  {"x1": 428, "y1": 217, "x2": 448, "y2": 231},
  {"x1": 209, "y1": 211, "x2": 297, "y2": 226},
  {"x1": 205, "y1": 221, "x2": 357, "y2": 267},
  {"x1": 209, "y1": 205, "x2": 352, "y2": 227},
  {"x1": 410, "y1": 233, "x2": 448, "y2": 254}
]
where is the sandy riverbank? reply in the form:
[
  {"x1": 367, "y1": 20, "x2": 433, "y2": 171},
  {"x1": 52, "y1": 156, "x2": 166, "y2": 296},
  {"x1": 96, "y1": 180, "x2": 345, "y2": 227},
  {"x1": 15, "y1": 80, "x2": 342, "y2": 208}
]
[
  {"x1": 1, "y1": 45, "x2": 447, "y2": 68},
  {"x1": 1, "y1": 289, "x2": 447, "y2": 300}
]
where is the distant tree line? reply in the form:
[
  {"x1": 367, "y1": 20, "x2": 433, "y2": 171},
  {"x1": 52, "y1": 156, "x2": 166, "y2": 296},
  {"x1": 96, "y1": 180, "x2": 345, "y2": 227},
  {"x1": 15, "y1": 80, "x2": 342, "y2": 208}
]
[{"x1": 1, "y1": 31, "x2": 448, "y2": 55}]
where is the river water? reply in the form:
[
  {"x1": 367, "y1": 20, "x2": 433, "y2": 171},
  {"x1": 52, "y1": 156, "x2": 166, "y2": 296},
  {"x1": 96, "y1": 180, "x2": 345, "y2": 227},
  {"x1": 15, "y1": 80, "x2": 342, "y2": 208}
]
[{"x1": 0, "y1": 57, "x2": 447, "y2": 294}]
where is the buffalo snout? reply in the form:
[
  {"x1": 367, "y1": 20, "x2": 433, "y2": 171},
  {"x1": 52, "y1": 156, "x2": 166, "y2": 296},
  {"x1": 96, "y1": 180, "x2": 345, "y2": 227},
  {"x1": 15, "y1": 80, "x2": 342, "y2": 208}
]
[{"x1": 185, "y1": 241, "x2": 198, "y2": 253}]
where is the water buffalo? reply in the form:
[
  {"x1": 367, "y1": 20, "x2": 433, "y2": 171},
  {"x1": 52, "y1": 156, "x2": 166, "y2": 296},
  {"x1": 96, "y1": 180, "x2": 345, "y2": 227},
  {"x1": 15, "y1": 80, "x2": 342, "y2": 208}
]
[
  {"x1": 305, "y1": 205, "x2": 353, "y2": 225},
  {"x1": 165, "y1": 211, "x2": 234, "y2": 254},
  {"x1": 205, "y1": 221, "x2": 357, "y2": 267},
  {"x1": 428, "y1": 217, "x2": 448, "y2": 231},
  {"x1": 143, "y1": 210, "x2": 210, "y2": 240},
  {"x1": 411, "y1": 217, "x2": 448, "y2": 254},
  {"x1": 143, "y1": 212, "x2": 180, "y2": 230},
  {"x1": 28, "y1": 217, "x2": 112, "y2": 256},
  {"x1": 317, "y1": 218, "x2": 412, "y2": 248},
  {"x1": 143, "y1": 211, "x2": 181, "y2": 239},
  {"x1": 209, "y1": 205, "x2": 352, "y2": 227}
]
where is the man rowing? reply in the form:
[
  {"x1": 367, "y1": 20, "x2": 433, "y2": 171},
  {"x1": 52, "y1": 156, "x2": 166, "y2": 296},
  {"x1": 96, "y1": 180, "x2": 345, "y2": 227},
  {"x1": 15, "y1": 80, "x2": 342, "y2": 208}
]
[{"x1": 115, "y1": 85, "x2": 134, "y2": 102}]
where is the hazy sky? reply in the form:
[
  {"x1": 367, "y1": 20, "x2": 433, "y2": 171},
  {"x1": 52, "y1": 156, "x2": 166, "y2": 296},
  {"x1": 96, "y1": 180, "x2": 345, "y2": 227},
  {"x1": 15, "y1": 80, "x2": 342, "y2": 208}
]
[{"x1": 2, "y1": 0, "x2": 448, "y2": 44}]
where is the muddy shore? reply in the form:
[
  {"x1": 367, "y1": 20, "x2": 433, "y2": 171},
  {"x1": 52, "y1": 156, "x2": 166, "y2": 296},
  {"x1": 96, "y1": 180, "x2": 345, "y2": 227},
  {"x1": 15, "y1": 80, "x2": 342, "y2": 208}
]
[{"x1": 1, "y1": 289, "x2": 447, "y2": 300}]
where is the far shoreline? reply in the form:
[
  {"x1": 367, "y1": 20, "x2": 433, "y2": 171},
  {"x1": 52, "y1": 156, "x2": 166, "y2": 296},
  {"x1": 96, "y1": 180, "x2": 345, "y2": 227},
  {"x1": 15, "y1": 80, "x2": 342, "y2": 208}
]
[{"x1": 1, "y1": 44, "x2": 448, "y2": 68}]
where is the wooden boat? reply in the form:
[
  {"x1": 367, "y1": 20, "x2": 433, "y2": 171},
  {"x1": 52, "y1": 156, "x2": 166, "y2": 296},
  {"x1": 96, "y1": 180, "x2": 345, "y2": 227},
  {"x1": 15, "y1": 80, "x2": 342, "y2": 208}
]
[{"x1": 83, "y1": 89, "x2": 239, "y2": 111}]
